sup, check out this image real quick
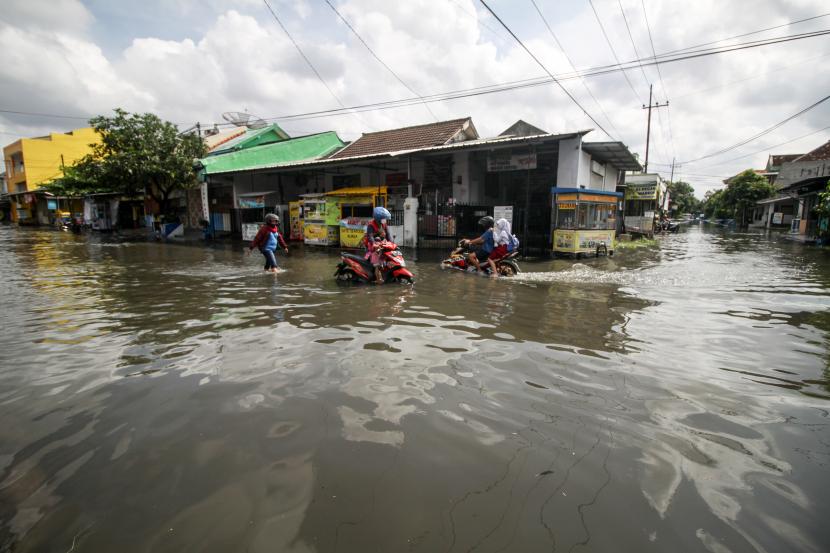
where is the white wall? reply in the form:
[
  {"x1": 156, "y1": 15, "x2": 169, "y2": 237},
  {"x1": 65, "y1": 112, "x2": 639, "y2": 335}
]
[
  {"x1": 556, "y1": 136, "x2": 582, "y2": 188},
  {"x1": 452, "y1": 151, "x2": 470, "y2": 202}
]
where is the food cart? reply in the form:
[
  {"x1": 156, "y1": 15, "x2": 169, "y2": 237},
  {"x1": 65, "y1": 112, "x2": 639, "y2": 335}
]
[
  {"x1": 551, "y1": 188, "x2": 621, "y2": 257},
  {"x1": 326, "y1": 186, "x2": 388, "y2": 248},
  {"x1": 301, "y1": 193, "x2": 340, "y2": 246}
]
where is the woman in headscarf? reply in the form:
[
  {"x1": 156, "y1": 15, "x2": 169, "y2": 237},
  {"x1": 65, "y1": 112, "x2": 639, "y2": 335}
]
[{"x1": 486, "y1": 218, "x2": 512, "y2": 275}]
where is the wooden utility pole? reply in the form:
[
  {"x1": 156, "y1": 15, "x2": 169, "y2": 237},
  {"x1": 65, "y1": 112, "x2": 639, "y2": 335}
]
[{"x1": 641, "y1": 84, "x2": 668, "y2": 173}]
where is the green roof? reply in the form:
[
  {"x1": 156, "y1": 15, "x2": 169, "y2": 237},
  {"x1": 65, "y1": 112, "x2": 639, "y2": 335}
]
[
  {"x1": 199, "y1": 132, "x2": 346, "y2": 175},
  {"x1": 208, "y1": 123, "x2": 291, "y2": 155}
]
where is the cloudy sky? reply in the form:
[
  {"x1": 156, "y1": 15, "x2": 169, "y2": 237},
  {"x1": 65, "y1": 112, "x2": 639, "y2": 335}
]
[{"x1": 1, "y1": 0, "x2": 828, "y2": 196}]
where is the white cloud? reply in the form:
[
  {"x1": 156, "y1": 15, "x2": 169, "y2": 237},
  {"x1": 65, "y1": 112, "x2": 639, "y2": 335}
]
[{"x1": 0, "y1": 0, "x2": 828, "y2": 196}]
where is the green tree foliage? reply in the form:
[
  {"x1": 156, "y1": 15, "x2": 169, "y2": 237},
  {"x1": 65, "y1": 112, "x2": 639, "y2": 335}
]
[
  {"x1": 700, "y1": 170, "x2": 774, "y2": 226},
  {"x1": 666, "y1": 180, "x2": 700, "y2": 215},
  {"x1": 813, "y1": 179, "x2": 830, "y2": 217},
  {"x1": 723, "y1": 170, "x2": 775, "y2": 227},
  {"x1": 43, "y1": 109, "x2": 206, "y2": 215}
]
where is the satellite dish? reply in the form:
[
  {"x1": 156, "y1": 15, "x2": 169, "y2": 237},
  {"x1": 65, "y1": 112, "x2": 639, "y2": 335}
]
[{"x1": 222, "y1": 111, "x2": 268, "y2": 129}]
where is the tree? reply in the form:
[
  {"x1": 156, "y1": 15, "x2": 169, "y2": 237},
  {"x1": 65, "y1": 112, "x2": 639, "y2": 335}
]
[
  {"x1": 722, "y1": 169, "x2": 774, "y2": 228},
  {"x1": 702, "y1": 189, "x2": 730, "y2": 219},
  {"x1": 666, "y1": 180, "x2": 700, "y2": 215},
  {"x1": 44, "y1": 109, "x2": 206, "y2": 215}
]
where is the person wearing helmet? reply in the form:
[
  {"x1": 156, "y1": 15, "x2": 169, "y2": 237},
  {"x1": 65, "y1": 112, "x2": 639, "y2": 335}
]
[
  {"x1": 459, "y1": 215, "x2": 495, "y2": 272},
  {"x1": 248, "y1": 213, "x2": 288, "y2": 272},
  {"x1": 364, "y1": 206, "x2": 391, "y2": 284}
]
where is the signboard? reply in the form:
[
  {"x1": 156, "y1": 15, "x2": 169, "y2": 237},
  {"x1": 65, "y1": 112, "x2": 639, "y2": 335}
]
[
  {"x1": 487, "y1": 153, "x2": 537, "y2": 172},
  {"x1": 200, "y1": 183, "x2": 210, "y2": 221},
  {"x1": 238, "y1": 195, "x2": 265, "y2": 209},
  {"x1": 625, "y1": 182, "x2": 659, "y2": 200},
  {"x1": 47, "y1": 199, "x2": 58, "y2": 210},
  {"x1": 289, "y1": 201, "x2": 303, "y2": 240},
  {"x1": 339, "y1": 218, "x2": 370, "y2": 248},
  {"x1": 772, "y1": 212, "x2": 783, "y2": 225},
  {"x1": 242, "y1": 223, "x2": 261, "y2": 241},
  {"x1": 553, "y1": 229, "x2": 615, "y2": 254},
  {"x1": 493, "y1": 205, "x2": 513, "y2": 224}
]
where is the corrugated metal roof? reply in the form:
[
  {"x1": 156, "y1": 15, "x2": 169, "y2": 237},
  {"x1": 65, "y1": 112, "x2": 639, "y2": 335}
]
[
  {"x1": 204, "y1": 129, "x2": 594, "y2": 175},
  {"x1": 581, "y1": 141, "x2": 642, "y2": 171},
  {"x1": 207, "y1": 123, "x2": 291, "y2": 155},
  {"x1": 199, "y1": 132, "x2": 346, "y2": 175}
]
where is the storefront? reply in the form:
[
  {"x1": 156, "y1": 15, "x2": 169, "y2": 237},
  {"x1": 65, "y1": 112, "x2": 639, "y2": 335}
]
[
  {"x1": 301, "y1": 193, "x2": 340, "y2": 246},
  {"x1": 623, "y1": 174, "x2": 667, "y2": 237},
  {"x1": 552, "y1": 188, "x2": 621, "y2": 257}
]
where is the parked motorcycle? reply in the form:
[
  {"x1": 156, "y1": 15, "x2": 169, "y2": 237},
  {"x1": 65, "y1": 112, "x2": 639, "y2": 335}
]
[
  {"x1": 335, "y1": 240, "x2": 414, "y2": 284},
  {"x1": 441, "y1": 241, "x2": 521, "y2": 276}
]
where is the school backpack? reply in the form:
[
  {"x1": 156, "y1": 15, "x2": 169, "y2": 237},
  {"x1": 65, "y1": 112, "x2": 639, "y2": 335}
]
[{"x1": 507, "y1": 234, "x2": 519, "y2": 252}]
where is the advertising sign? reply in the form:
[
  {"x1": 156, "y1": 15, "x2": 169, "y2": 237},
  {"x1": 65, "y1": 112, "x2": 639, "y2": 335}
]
[
  {"x1": 238, "y1": 195, "x2": 265, "y2": 209},
  {"x1": 289, "y1": 201, "x2": 303, "y2": 240},
  {"x1": 303, "y1": 222, "x2": 328, "y2": 244},
  {"x1": 339, "y1": 218, "x2": 370, "y2": 248},
  {"x1": 553, "y1": 229, "x2": 615, "y2": 254},
  {"x1": 47, "y1": 199, "x2": 58, "y2": 210},
  {"x1": 493, "y1": 205, "x2": 513, "y2": 224},
  {"x1": 625, "y1": 182, "x2": 659, "y2": 200},
  {"x1": 772, "y1": 212, "x2": 783, "y2": 225},
  {"x1": 487, "y1": 153, "x2": 537, "y2": 172}
]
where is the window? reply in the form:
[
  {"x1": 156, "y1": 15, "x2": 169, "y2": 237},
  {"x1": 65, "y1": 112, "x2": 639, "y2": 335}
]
[
  {"x1": 341, "y1": 204, "x2": 373, "y2": 218},
  {"x1": 557, "y1": 206, "x2": 576, "y2": 229},
  {"x1": 333, "y1": 174, "x2": 361, "y2": 190}
]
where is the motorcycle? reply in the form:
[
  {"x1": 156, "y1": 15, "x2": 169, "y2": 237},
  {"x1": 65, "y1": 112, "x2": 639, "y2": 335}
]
[
  {"x1": 441, "y1": 240, "x2": 521, "y2": 276},
  {"x1": 335, "y1": 240, "x2": 414, "y2": 284}
]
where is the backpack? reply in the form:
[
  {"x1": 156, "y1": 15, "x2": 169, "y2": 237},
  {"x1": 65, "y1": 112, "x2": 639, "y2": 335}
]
[{"x1": 507, "y1": 234, "x2": 519, "y2": 252}]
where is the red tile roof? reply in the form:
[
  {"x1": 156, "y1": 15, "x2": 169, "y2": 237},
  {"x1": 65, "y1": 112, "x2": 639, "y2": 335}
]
[
  {"x1": 795, "y1": 140, "x2": 830, "y2": 162},
  {"x1": 768, "y1": 154, "x2": 802, "y2": 167},
  {"x1": 327, "y1": 118, "x2": 475, "y2": 160}
]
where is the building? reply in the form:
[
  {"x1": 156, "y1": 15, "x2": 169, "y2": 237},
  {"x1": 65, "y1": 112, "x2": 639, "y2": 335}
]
[
  {"x1": 771, "y1": 140, "x2": 830, "y2": 237},
  {"x1": 3, "y1": 127, "x2": 100, "y2": 225},
  {"x1": 199, "y1": 117, "x2": 641, "y2": 254},
  {"x1": 619, "y1": 173, "x2": 668, "y2": 236}
]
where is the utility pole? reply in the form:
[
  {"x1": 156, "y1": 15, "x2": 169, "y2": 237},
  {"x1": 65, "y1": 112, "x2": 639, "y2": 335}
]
[
  {"x1": 669, "y1": 157, "x2": 676, "y2": 183},
  {"x1": 641, "y1": 84, "x2": 668, "y2": 173}
]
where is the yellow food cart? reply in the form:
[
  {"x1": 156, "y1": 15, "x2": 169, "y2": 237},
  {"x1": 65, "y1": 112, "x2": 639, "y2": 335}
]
[
  {"x1": 551, "y1": 188, "x2": 621, "y2": 257},
  {"x1": 301, "y1": 193, "x2": 340, "y2": 246},
  {"x1": 325, "y1": 186, "x2": 388, "y2": 248},
  {"x1": 289, "y1": 200, "x2": 303, "y2": 241}
]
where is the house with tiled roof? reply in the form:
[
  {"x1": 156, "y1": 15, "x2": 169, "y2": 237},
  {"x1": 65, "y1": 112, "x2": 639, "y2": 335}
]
[
  {"x1": 198, "y1": 116, "x2": 640, "y2": 253},
  {"x1": 755, "y1": 139, "x2": 830, "y2": 236}
]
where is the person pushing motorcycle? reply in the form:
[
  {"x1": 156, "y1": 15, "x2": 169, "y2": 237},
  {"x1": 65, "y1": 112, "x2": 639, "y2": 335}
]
[
  {"x1": 460, "y1": 216, "x2": 495, "y2": 273},
  {"x1": 364, "y1": 206, "x2": 391, "y2": 284}
]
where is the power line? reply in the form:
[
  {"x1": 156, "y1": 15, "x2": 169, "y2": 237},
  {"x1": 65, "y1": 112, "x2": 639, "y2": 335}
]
[
  {"x1": 260, "y1": 0, "x2": 370, "y2": 130},
  {"x1": 477, "y1": 0, "x2": 614, "y2": 138},
  {"x1": 0, "y1": 109, "x2": 91, "y2": 120},
  {"x1": 640, "y1": 0, "x2": 675, "y2": 159},
  {"x1": 661, "y1": 11, "x2": 830, "y2": 57},
  {"x1": 679, "y1": 94, "x2": 830, "y2": 164},
  {"x1": 323, "y1": 0, "x2": 438, "y2": 122},
  {"x1": 587, "y1": 0, "x2": 644, "y2": 104},
  {"x1": 529, "y1": 0, "x2": 624, "y2": 141}
]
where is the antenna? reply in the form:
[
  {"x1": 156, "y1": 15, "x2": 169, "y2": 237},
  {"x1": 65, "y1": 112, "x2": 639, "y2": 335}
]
[{"x1": 222, "y1": 111, "x2": 268, "y2": 129}]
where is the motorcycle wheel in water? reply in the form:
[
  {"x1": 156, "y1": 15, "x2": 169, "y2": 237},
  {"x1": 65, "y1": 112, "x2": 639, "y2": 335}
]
[{"x1": 334, "y1": 240, "x2": 414, "y2": 284}]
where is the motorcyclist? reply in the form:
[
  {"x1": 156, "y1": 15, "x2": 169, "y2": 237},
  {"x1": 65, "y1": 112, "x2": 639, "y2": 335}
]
[
  {"x1": 364, "y1": 206, "x2": 391, "y2": 284},
  {"x1": 460, "y1": 216, "x2": 495, "y2": 272}
]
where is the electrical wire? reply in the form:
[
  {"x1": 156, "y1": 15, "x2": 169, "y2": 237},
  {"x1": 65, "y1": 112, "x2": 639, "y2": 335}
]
[
  {"x1": 477, "y1": 0, "x2": 615, "y2": 138},
  {"x1": 261, "y1": 0, "x2": 370, "y2": 130},
  {"x1": 587, "y1": 0, "x2": 644, "y2": 104},
  {"x1": 323, "y1": 0, "x2": 438, "y2": 122},
  {"x1": 679, "y1": 94, "x2": 830, "y2": 164},
  {"x1": 641, "y1": 0, "x2": 675, "y2": 160},
  {"x1": 529, "y1": 0, "x2": 625, "y2": 142}
]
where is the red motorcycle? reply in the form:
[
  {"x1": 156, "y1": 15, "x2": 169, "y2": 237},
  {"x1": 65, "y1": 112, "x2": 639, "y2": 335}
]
[
  {"x1": 335, "y1": 240, "x2": 414, "y2": 284},
  {"x1": 441, "y1": 241, "x2": 521, "y2": 276}
]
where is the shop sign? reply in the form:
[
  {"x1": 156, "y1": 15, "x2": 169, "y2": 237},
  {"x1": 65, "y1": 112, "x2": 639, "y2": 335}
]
[
  {"x1": 493, "y1": 205, "x2": 513, "y2": 224},
  {"x1": 200, "y1": 183, "x2": 210, "y2": 221},
  {"x1": 557, "y1": 202, "x2": 577, "y2": 210},
  {"x1": 487, "y1": 153, "x2": 537, "y2": 172},
  {"x1": 242, "y1": 223, "x2": 260, "y2": 241},
  {"x1": 238, "y1": 195, "x2": 265, "y2": 209},
  {"x1": 304, "y1": 223, "x2": 328, "y2": 243},
  {"x1": 625, "y1": 182, "x2": 659, "y2": 200},
  {"x1": 772, "y1": 212, "x2": 783, "y2": 225}
]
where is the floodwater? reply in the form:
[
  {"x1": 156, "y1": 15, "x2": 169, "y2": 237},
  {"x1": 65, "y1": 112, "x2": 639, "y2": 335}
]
[{"x1": 0, "y1": 225, "x2": 829, "y2": 553}]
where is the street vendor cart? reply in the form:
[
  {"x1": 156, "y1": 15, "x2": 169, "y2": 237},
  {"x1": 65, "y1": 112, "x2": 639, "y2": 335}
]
[{"x1": 551, "y1": 188, "x2": 621, "y2": 257}]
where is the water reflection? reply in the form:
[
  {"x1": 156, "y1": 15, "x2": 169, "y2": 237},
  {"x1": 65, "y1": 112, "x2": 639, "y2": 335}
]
[{"x1": 0, "y1": 226, "x2": 828, "y2": 552}]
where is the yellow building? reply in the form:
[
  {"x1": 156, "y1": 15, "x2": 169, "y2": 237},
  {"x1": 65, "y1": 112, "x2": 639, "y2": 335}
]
[{"x1": 4, "y1": 127, "x2": 100, "y2": 224}]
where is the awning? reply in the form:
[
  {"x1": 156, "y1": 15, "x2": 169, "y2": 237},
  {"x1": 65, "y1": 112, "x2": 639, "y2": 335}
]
[
  {"x1": 581, "y1": 142, "x2": 642, "y2": 171},
  {"x1": 325, "y1": 186, "x2": 387, "y2": 197}
]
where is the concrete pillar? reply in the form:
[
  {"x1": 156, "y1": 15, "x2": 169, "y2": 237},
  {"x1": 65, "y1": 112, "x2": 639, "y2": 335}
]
[
  {"x1": 403, "y1": 197, "x2": 418, "y2": 248},
  {"x1": 452, "y1": 152, "x2": 470, "y2": 203}
]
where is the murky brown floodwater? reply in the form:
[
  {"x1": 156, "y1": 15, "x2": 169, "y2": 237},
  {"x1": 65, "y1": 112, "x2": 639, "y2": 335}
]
[{"x1": 1, "y1": 224, "x2": 829, "y2": 552}]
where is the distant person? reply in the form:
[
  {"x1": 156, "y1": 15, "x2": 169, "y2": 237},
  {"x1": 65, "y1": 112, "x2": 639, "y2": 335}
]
[
  {"x1": 364, "y1": 206, "x2": 391, "y2": 284},
  {"x1": 248, "y1": 213, "x2": 288, "y2": 273}
]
